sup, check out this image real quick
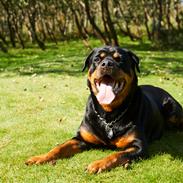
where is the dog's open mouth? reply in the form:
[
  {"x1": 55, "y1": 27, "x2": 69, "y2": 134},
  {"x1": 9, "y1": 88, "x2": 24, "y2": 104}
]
[{"x1": 95, "y1": 75, "x2": 125, "y2": 104}]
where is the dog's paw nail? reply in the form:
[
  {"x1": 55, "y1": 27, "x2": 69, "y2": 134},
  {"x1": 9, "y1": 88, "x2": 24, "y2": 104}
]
[{"x1": 49, "y1": 160, "x2": 56, "y2": 166}]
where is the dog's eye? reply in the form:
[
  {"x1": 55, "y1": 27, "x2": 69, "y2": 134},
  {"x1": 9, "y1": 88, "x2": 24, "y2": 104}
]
[
  {"x1": 113, "y1": 52, "x2": 121, "y2": 62},
  {"x1": 99, "y1": 52, "x2": 106, "y2": 59},
  {"x1": 94, "y1": 57, "x2": 100, "y2": 62}
]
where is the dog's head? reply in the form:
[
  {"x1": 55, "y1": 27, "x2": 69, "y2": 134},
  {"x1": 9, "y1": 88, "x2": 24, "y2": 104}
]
[{"x1": 83, "y1": 46, "x2": 140, "y2": 112}]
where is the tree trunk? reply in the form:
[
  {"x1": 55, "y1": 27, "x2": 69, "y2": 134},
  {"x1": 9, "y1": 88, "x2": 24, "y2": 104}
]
[
  {"x1": 83, "y1": 0, "x2": 109, "y2": 45},
  {"x1": 102, "y1": 0, "x2": 119, "y2": 46},
  {"x1": 27, "y1": 10, "x2": 45, "y2": 50},
  {"x1": 101, "y1": 1, "x2": 112, "y2": 44},
  {"x1": 174, "y1": 0, "x2": 181, "y2": 30},
  {"x1": 114, "y1": 1, "x2": 135, "y2": 41},
  {"x1": 142, "y1": 0, "x2": 152, "y2": 40},
  {"x1": 0, "y1": 0, "x2": 16, "y2": 47},
  {"x1": 156, "y1": 0, "x2": 163, "y2": 39},
  {"x1": 12, "y1": 13, "x2": 25, "y2": 49},
  {"x1": 166, "y1": 0, "x2": 173, "y2": 30}
]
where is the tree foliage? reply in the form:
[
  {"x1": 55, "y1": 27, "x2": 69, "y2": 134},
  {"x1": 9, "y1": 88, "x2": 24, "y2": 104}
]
[{"x1": 0, "y1": 0, "x2": 182, "y2": 51}]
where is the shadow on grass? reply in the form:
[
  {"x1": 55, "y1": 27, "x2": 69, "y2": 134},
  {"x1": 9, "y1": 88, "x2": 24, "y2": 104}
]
[
  {"x1": 149, "y1": 131, "x2": 183, "y2": 161},
  {"x1": 0, "y1": 49, "x2": 85, "y2": 77},
  {"x1": 140, "y1": 56, "x2": 183, "y2": 76},
  {"x1": 121, "y1": 42, "x2": 154, "y2": 51},
  {"x1": 121, "y1": 39, "x2": 183, "y2": 52},
  {"x1": 0, "y1": 40, "x2": 182, "y2": 77}
]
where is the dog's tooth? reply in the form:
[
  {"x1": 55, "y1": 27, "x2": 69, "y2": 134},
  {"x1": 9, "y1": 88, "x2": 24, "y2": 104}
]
[
  {"x1": 113, "y1": 82, "x2": 116, "y2": 88},
  {"x1": 96, "y1": 82, "x2": 100, "y2": 89},
  {"x1": 114, "y1": 82, "x2": 118, "y2": 90},
  {"x1": 115, "y1": 82, "x2": 120, "y2": 91},
  {"x1": 119, "y1": 81, "x2": 124, "y2": 90}
]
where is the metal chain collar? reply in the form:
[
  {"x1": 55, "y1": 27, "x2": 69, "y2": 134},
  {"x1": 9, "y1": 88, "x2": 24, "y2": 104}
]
[
  {"x1": 93, "y1": 105, "x2": 130, "y2": 139},
  {"x1": 93, "y1": 107, "x2": 128, "y2": 128}
]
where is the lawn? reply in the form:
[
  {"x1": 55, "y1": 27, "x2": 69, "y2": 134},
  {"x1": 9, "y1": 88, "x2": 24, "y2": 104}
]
[{"x1": 0, "y1": 38, "x2": 183, "y2": 183}]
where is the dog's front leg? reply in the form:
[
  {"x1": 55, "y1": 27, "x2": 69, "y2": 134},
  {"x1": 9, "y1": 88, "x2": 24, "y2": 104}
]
[
  {"x1": 87, "y1": 139, "x2": 146, "y2": 173},
  {"x1": 86, "y1": 147, "x2": 132, "y2": 173},
  {"x1": 25, "y1": 138, "x2": 87, "y2": 165}
]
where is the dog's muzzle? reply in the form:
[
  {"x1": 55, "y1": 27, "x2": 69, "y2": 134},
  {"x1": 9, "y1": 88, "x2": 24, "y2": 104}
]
[{"x1": 93, "y1": 60, "x2": 125, "y2": 105}]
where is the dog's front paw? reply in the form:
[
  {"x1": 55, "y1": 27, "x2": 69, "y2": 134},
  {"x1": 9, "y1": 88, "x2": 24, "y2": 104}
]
[
  {"x1": 25, "y1": 154, "x2": 56, "y2": 165},
  {"x1": 87, "y1": 158, "x2": 116, "y2": 174},
  {"x1": 86, "y1": 154, "x2": 130, "y2": 174}
]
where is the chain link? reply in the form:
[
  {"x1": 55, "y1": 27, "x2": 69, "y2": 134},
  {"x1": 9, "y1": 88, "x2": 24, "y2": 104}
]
[{"x1": 93, "y1": 106, "x2": 129, "y2": 129}]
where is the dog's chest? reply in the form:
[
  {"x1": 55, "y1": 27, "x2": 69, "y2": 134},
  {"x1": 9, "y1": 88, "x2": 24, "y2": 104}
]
[{"x1": 94, "y1": 112, "x2": 134, "y2": 140}]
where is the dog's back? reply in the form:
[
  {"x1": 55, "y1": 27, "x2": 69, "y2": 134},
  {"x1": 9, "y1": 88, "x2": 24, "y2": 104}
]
[{"x1": 141, "y1": 85, "x2": 183, "y2": 130}]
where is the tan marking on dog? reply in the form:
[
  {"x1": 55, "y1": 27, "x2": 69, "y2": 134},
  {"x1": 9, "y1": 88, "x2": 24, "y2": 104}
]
[
  {"x1": 113, "y1": 52, "x2": 121, "y2": 59},
  {"x1": 88, "y1": 69, "x2": 98, "y2": 95},
  {"x1": 100, "y1": 52, "x2": 106, "y2": 58},
  {"x1": 111, "y1": 132, "x2": 136, "y2": 148},
  {"x1": 80, "y1": 126, "x2": 104, "y2": 145},
  {"x1": 25, "y1": 139, "x2": 82, "y2": 165}
]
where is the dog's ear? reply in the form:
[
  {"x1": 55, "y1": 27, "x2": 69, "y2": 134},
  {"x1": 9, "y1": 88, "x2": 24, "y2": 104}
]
[
  {"x1": 82, "y1": 49, "x2": 96, "y2": 72},
  {"x1": 128, "y1": 50, "x2": 140, "y2": 73}
]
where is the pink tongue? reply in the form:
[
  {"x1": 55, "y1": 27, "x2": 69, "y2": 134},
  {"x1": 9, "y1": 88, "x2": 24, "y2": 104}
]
[{"x1": 96, "y1": 83, "x2": 115, "y2": 104}]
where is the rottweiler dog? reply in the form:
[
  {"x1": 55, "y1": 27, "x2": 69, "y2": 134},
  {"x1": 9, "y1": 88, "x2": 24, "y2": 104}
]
[{"x1": 26, "y1": 46, "x2": 183, "y2": 173}]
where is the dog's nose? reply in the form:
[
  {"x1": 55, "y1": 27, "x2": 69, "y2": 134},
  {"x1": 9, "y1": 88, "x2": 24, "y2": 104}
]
[{"x1": 101, "y1": 60, "x2": 114, "y2": 68}]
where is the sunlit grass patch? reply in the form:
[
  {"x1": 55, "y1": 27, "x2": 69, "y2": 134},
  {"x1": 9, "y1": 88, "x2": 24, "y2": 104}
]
[{"x1": 0, "y1": 39, "x2": 183, "y2": 182}]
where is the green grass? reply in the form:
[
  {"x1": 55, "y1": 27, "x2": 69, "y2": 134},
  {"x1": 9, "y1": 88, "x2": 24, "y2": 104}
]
[{"x1": 0, "y1": 38, "x2": 183, "y2": 182}]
